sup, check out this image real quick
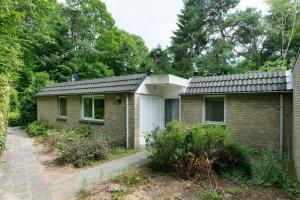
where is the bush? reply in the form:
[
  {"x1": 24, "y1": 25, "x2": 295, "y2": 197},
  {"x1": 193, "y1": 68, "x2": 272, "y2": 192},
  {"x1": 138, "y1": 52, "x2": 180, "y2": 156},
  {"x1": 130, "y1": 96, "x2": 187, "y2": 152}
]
[
  {"x1": 58, "y1": 134, "x2": 110, "y2": 167},
  {"x1": 26, "y1": 120, "x2": 54, "y2": 137},
  {"x1": 146, "y1": 122, "x2": 187, "y2": 172},
  {"x1": 8, "y1": 111, "x2": 21, "y2": 127},
  {"x1": 251, "y1": 147, "x2": 299, "y2": 194},
  {"x1": 146, "y1": 121, "x2": 248, "y2": 179},
  {"x1": 212, "y1": 140, "x2": 254, "y2": 177},
  {"x1": 0, "y1": 75, "x2": 9, "y2": 154}
]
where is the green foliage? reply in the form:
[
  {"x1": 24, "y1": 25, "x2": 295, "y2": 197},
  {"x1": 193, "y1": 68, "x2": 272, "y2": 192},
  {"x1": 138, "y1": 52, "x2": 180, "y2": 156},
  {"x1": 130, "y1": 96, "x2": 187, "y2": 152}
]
[
  {"x1": 251, "y1": 147, "x2": 299, "y2": 194},
  {"x1": 0, "y1": 75, "x2": 10, "y2": 154},
  {"x1": 58, "y1": 134, "x2": 110, "y2": 167},
  {"x1": 212, "y1": 140, "x2": 255, "y2": 177},
  {"x1": 146, "y1": 121, "x2": 250, "y2": 178},
  {"x1": 8, "y1": 112, "x2": 21, "y2": 127},
  {"x1": 26, "y1": 120, "x2": 54, "y2": 137},
  {"x1": 19, "y1": 72, "x2": 51, "y2": 125},
  {"x1": 77, "y1": 177, "x2": 90, "y2": 198},
  {"x1": 201, "y1": 189, "x2": 222, "y2": 200}
]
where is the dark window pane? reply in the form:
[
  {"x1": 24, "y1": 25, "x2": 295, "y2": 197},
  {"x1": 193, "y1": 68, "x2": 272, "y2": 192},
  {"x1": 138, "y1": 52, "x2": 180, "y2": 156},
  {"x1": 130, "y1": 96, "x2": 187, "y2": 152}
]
[
  {"x1": 59, "y1": 98, "x2": 67, "y2": 117},
  {"x1": 165, "y1": 99, "x2": 179, "y2": 124},
  {"x1": 94, "y1": 98, "x2": 104, "y2": 120},
  {"x1": 83, "y1": 98, "x2": 93, "y2": 118},
  {"x1": 205, "y1": 97, "x2": 224, "y2": 122}
]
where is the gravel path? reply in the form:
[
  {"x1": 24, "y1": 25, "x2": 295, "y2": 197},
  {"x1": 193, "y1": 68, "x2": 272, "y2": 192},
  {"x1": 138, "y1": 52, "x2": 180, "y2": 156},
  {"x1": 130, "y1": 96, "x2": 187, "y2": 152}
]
[{"x1": 0, "y1": 127, "x2": 149, "y2": 200}]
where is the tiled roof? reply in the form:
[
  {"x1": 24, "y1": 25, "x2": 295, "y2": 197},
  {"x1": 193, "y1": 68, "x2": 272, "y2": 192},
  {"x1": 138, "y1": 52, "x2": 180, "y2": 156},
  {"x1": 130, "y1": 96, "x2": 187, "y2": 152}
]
[
  {"x1": 37, "y1": 74, "x2": 147, "y2": 96},
  {"x1": 184, "y1": 71, "x2": 290, "y2": 95}
]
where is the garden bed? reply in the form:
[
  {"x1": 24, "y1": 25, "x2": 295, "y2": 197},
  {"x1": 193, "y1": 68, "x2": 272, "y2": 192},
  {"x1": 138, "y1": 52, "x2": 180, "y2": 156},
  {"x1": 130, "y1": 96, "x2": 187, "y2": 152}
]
[
  {"x1": 26, "y1": 120, "x2": 138, "y2": 178},
  {"x1": 75, "y1": 167, "x2": 295, "y2": 200}
]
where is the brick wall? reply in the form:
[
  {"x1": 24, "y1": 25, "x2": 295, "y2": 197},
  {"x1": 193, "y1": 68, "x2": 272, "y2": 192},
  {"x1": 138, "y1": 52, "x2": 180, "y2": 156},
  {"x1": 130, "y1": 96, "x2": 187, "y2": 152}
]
[
  {"x1": 181, "y1": 93, "x2": 293, "y2": 151},
  {"x1": 37, "y1": 93, "x2": 137, "y2": 147},
  {"x1": 293, "y1": 55, "x2": 300, "y2": 181}
]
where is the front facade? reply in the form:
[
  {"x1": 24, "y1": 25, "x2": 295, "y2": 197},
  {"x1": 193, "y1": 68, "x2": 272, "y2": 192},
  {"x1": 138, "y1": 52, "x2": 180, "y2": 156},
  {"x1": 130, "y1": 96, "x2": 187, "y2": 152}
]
[
  {"x1": 37, "y1": 74, "x2": 189, "y2": 148},
  {"x1": 37, "y1": 55, "x2": 300, "y2": 181},
  {"x1": 181, "y1": 71, "x2": 293, "y2": 154}
]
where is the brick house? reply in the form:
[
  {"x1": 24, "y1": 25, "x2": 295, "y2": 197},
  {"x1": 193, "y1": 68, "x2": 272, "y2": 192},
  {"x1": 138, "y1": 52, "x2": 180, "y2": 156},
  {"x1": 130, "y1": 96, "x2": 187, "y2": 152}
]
[{"x1": 37, "y1": 55, "x2": 300, "y2": 180}]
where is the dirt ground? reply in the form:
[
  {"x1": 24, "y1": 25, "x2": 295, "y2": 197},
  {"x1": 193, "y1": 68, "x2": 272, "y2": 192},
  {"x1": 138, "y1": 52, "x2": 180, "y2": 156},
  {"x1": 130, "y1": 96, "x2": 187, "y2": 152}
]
[
  {"x1": 79, "y1": 168, "x2": 296, "y2": 200},
  {"x1": 35, "y1": 144, "x2": 78, "y2": 179}
]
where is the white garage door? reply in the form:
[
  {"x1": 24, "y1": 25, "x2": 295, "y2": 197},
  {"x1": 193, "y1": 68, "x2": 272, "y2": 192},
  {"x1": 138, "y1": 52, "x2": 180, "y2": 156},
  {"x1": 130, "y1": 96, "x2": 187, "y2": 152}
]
[{"x1": 139, "y1": 95, "x2": 162, "y2": 146}]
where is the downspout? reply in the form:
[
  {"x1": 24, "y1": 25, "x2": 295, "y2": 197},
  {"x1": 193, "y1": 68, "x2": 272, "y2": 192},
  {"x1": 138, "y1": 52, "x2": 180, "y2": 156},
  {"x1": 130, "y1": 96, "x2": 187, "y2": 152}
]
[
  {"x1": 126, "y1": 94, "x2": 129, "y2": 149},
  {"x1": 280, "y1": 93, "x2": 284, "y2": 159}
]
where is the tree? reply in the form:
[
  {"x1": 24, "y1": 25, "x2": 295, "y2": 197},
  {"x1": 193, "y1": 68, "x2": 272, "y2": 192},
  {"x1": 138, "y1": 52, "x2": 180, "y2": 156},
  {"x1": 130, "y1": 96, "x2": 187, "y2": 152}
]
[
  {"x1": 19, "y1": 72, "x2": 51, "y2": 125},
  {"x1": 147, "y1": 45, "x2": 173, "y2": 74},
  {"x1": 96, "y1": 29, "x2": 149, "y2": 75},
  {"x1": 262, "y1": 0, "x2": 300, "y2": 68}
]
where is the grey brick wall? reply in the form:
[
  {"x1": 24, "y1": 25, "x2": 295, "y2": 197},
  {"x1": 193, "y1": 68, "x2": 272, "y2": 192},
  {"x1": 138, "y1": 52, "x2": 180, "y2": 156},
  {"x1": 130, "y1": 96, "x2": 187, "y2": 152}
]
[
  {"x1": 37, "y1": 93, "x2": 137, "y2": 148},
  {"x1": 293, "y1": 55, "x2": 300, "y2": 181},
  {"x1": 181, "y1": 93, "x2": 293, "y2": 151}
]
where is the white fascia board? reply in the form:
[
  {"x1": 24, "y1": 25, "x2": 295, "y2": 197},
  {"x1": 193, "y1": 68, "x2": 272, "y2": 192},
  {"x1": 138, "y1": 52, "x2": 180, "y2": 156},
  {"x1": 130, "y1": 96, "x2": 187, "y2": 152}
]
[
  {"x1": 286, "y1": 69, "x2": 293, "y2": 90},
  {"x1": 145, "y1": 74, "x2": 189, "y2": 87}
]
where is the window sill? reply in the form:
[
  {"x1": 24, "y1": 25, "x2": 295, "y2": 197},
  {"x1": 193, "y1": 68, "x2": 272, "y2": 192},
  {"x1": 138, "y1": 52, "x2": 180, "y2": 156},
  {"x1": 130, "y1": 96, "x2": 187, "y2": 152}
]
[
  {"x1": 204, "y1": 121, "x2": 226, "y2": 126},
  {"x1": 79, "y1": 119, "x2": 105, "y2": 124},
  {"x1": 57, "y1": 117, "x2": 67, "y2": 121}
]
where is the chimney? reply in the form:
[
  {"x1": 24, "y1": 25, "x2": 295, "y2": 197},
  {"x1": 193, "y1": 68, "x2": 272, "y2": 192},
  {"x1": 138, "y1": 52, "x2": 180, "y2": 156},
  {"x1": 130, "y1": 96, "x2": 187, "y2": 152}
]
[{"x1": 71, "y1": 73, "x2": 79, "y2": 81}]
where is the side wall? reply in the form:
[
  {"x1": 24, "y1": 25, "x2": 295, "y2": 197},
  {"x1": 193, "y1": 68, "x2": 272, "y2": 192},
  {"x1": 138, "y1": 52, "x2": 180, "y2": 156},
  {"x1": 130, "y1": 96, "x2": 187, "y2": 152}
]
[
  {"x1": 293, "y1": 56, "x2": 300, "y2": 181},
  {"x1": 181, "y1": 93, "x2": 293, "y2": 150},
  {"x1": 37, "y1": 93, "x2": 137, "y2": 147}
]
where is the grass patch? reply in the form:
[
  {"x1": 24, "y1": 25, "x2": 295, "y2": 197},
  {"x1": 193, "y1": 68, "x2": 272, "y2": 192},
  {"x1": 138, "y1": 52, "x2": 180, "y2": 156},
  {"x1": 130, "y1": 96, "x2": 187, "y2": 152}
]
[
  {"x1": 109, "y1": 147, "x2": 138, "y2": 160},
  {"x1": 77, "y1": 177, "x2": 90, "y2": 199},
  {"x1": 201, "y1": 189, "x2": 222, "y2": 200},
  {"x1": 110, "y1": 168, "x2": 148, "y2": 199},
  {"x1": 226, "y1": 186, "x2": 245, "y2": 194}
]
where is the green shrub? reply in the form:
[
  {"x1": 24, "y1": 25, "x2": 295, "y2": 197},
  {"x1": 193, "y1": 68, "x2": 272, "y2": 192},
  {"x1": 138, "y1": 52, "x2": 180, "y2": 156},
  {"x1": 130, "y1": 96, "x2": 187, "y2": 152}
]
[
  {"x1": 26, "y1": 120, "x2": 54, "y2": 137},
  {"x1": 187, "y1": 124, "x2": 229, "y2": 157},
  {"x1": 251, "y1": 147, "x2": 299, "y2": 194},
  {"x1": 146, "y1": 121, "x2": 251, "y2": 179},
  {"x1": 146, "y1": 122, "x2": 187, "y2": 172},
  {"x1": 58, "y1": 134, "x2": 110, "y2": 167},
  {"x1": 0, "y1": 75, "x2": 9, "y2": 154},
  {"x1": 201, "y1": 190, "x2": 222, "y2": 200},
  {"x1": 8, "y1": 111, "x2": 21, "y2": 127},
  {"x1": 213, "y1": 140, "x2": 254, "y2": 177}
]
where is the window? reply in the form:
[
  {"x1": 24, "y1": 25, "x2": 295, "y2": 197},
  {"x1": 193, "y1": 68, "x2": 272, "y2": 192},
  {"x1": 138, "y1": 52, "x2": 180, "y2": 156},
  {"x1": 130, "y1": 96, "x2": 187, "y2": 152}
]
[
  {"x1": 165, "y1": 99, "x2": 179, "y2": 125},
  {"x1": 204, "y1": 97, "x2": 225, "y2": 123},
  {"x1": 82, "y1": 96, "x2": 105, "y2": 121},
  {"x1": 59, "y1": 97, "x2": 67, "y2": 118}
]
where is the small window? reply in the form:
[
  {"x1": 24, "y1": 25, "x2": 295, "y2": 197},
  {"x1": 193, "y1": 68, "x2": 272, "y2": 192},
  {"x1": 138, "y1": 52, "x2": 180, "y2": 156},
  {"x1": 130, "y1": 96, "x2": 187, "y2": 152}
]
[
  {"x1": 59, "y1": 97, "x2": 67, "y2": 118},
  {"x1": 165, "y1": 99, "x2": 179, "y2": 125},
  {"x1": 204, "y1": 97, "x2": 225, "y2": 123},
  {"x1": 82, "y1": 96, "x2": 105, "y2": 121}
]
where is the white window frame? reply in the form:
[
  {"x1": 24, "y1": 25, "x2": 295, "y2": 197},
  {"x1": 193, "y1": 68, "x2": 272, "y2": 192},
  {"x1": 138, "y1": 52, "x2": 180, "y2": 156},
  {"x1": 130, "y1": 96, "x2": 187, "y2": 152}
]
[
  {"x1": 58, "y1": 96, "x2": 67, "y2": 118},
  {"x1": 81, "y1": 95, "x2": 105, "y2": 121},
  {"x1": 202, "y1": 95, "x2": 226, "y2": 125}
]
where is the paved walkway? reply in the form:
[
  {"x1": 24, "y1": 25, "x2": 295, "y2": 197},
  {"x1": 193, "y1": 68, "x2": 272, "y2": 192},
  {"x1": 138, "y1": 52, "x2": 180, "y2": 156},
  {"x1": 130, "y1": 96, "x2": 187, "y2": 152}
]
[{"x1": 0, "y1": 128, "x2": 149, "y2": 200}]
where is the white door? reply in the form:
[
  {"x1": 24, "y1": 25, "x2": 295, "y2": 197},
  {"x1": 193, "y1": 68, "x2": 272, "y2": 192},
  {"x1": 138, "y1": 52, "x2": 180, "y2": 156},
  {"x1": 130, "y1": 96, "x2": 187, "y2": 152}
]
[{"x1": 139, "y1": 95, "x2": 162, "y2": 146}]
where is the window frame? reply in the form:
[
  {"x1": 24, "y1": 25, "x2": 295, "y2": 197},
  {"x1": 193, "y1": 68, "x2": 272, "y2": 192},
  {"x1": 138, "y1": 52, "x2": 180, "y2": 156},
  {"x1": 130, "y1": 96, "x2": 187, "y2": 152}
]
[
  {"x1": 81, "y1": 95, "x2": 105, "y2": 122},
  {"x1": 165, "y1": 98, "x2": 180, "y2": 125},
  {"x1": 202, "y1": 95, "x2": 226, "y2": 125},
  {"x1": 58, "y1": 96, "x2": 67, "y2": 118}
]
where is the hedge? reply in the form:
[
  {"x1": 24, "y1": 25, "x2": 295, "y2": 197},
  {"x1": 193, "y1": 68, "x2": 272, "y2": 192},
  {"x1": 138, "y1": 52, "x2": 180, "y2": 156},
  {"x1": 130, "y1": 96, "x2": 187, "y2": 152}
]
[{"x1": 0, "y1": 75, "x2": 10, "y2": 154}]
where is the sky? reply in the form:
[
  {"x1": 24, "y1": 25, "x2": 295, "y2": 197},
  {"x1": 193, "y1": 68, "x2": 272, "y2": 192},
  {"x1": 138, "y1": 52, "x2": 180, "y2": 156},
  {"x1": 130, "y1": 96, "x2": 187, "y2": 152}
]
[
  {"x1": 58, "y1": 0, "x2": 269, "y2": 49},
  {"x1": 102, "y1": 0, "x2": 269, "y2": 49}
]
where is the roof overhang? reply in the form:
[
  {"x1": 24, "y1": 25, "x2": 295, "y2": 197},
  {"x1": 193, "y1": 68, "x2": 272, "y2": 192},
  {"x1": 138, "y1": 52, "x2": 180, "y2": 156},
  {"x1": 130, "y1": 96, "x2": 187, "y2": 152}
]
[{"x1": 144, "y1": 74, "x2": 188, "y2": 87}]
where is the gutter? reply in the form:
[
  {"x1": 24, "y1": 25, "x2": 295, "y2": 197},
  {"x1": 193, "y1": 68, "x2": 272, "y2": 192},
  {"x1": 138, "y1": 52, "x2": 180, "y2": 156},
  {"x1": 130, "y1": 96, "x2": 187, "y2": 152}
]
[
  {"x1": 126, "y1": 94, "x2": 129, "y2": 149},
  {"x1": 280, "y1": 93, "x2": 284, "y2": 159}
]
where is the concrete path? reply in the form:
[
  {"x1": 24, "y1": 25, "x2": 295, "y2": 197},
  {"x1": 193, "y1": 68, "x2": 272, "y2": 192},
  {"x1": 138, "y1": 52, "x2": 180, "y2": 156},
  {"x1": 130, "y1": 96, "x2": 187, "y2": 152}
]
[{"x1": 0, "y1": 128, "x2": 149, "y2": 200}]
